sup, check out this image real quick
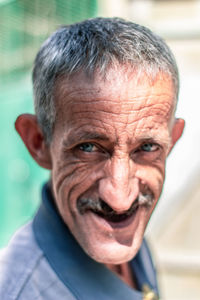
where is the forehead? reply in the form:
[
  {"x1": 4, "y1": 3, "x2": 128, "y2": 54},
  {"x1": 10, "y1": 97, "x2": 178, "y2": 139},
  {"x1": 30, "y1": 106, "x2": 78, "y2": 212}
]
[
  {"x1": 53, "y1": 68, "x2": 175, "y2": 141},
  {"x1": 55, "y1": 68, "x2": 175, "y2": 107}
]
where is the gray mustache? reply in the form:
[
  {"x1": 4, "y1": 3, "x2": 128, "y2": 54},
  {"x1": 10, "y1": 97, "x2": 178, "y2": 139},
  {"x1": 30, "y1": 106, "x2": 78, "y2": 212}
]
[{"x1": 77, "y1": 192, "x2": 154, "y2": 217}]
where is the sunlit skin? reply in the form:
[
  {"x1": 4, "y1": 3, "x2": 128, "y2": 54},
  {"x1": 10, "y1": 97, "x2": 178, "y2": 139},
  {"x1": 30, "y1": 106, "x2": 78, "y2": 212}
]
[
  {"x1": 15, "y1": 66, "x2": 184, "y2": 285},
  {"x1": 46, "y1": 68, "x2": 183, "y2": 266}
]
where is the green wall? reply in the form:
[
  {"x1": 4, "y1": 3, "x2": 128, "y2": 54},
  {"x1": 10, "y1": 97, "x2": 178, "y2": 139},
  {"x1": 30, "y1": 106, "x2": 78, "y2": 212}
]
[{"x1": 0, "y1": 0, "x2": 97, "y2": 247}]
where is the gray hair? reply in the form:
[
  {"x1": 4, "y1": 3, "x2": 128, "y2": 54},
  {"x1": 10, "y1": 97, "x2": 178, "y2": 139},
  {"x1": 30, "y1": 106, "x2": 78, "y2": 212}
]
[{"x1": 32, "y1": 17, "x2": 179, "y2": 143}]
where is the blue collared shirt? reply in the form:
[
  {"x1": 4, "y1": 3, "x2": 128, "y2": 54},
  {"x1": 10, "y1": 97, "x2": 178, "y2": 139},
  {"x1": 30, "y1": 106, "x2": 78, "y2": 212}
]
[{"x1": 0, "y1": 183, "x2": 159, "y2": 299}]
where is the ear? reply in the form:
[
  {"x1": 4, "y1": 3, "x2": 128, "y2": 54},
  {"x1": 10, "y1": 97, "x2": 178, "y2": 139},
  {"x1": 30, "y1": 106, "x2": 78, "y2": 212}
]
[
  {"x1": 15, "y1": 114, "x2": 52, "y2": 170},
  {"x1": 168, "y1": 118, "x2": 185, "y2": 155}
]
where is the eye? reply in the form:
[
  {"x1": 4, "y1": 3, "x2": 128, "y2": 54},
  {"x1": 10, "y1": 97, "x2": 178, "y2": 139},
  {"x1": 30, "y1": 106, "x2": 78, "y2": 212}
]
[
  {"x1": 78, "y1": 142, "x2": 98, "y2": 152},
  {"x1": 132, "y1": 142, "x2": 162, "y2": 163},
  {"x1": 140, "y1": 143, "x2": 159, "y2": 152},
  {"x1": 74, "y1": 142, "x2": 108, "y2": 161}
]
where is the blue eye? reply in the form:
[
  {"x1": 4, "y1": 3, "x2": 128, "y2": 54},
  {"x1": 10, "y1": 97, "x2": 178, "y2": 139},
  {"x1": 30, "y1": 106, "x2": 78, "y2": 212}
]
[
  {"x1": 141, "y1": 143, "x2": 157, "y2": 152},
  {"x1": 79, "y1": 143, "x2": 95, "y2": 152}
]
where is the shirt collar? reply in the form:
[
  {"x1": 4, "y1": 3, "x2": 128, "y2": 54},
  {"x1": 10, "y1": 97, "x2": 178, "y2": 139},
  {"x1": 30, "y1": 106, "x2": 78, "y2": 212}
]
[{"x1": 33, "y1": 183, "x2": 159, "y2": 300}]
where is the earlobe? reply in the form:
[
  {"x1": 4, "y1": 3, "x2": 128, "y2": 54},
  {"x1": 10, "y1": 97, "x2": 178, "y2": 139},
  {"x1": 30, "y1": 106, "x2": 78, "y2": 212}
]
[
  {"x1": 15, "y1": 114, "x2": 52, "y2": 170},
  {"x1": 168, "y1": 118, "x2": 185, "y2": 154}
]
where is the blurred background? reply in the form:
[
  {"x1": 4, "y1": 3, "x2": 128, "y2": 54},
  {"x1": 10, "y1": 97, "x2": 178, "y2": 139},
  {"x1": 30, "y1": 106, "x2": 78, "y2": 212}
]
[{"x1": 0, "y1": 0, "x2": 199, "y2": 299}]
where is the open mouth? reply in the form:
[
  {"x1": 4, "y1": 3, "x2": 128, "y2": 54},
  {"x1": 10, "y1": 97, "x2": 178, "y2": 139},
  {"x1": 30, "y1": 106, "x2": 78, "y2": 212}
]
[
  {"x1": 92, "y1": 201, "x2": 139, "y2": 223},
  {"x1": 95, "y1": 209, "x2": 137, "y2": 223},
  {"x1": 93, "y1": 207, "x2": 140, "y2": 229}
]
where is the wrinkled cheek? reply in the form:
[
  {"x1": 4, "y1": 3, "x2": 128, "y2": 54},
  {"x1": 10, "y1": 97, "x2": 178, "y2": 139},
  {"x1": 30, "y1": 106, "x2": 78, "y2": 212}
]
[
  {"x1": 53, "y1": 162, "x2": 97, "y2": 215},
  {"x1": 53, "y1": 161, "x2": 85, "y2": 193}
]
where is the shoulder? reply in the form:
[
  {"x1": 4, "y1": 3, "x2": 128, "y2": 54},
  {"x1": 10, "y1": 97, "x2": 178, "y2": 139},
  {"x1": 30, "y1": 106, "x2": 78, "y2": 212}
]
[
  {"x1": 0, "y1": 223, "x2": 76, "y2": 300},
  {"x1": 0, "y1": 222, "x2": 41, "y2": 299}
]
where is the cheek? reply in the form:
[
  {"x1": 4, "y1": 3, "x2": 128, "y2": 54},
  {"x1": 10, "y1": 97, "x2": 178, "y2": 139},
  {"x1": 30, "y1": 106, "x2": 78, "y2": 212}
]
[
  {"x1": 52, "y1": 156, "x2": 104, "y2": 210},
  {"x1": 53, "y1": 162, "x2": 89, "y2": 201},
  {"x1": 136, "y1": 162, "x2": 166, "y2": 199}
]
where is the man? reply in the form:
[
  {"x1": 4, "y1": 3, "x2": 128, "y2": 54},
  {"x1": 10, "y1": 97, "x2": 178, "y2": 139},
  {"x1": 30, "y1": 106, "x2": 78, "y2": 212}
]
[{"x1": 0, "y1": 18, "x2": 184, "y2": 299}]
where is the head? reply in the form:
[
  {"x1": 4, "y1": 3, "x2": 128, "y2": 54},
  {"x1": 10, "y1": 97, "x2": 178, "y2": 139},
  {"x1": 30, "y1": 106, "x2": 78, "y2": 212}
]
[{"x1": 15, "y1": 17, "x2": 184, "y2": 264}]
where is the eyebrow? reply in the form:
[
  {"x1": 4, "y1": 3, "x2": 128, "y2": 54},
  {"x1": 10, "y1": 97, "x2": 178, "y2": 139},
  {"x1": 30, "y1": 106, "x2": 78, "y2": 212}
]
[
  {"x1": 62, "y1": 131, "x2": 110, "y2": 148},
  {"x1": 131, "y1": 135, "x2": 171, "y2": 149}
]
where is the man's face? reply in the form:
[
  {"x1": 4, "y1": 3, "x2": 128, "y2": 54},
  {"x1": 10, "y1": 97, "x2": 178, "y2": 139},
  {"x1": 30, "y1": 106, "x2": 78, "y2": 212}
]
[{"x1": 49, "y1": 69, "x2": 175, "y2": 264}]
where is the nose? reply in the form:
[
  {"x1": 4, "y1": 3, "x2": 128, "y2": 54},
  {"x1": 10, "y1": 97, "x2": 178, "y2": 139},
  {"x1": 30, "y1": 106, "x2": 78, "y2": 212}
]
[{"x1": 98, "y1": 156, "x2": 139, "y2": 213}]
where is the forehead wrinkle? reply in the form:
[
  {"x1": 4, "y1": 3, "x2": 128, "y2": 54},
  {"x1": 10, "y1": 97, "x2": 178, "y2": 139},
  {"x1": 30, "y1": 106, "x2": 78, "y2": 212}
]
[
  {"x1": 69, "y1": 101, "x2": 172, "y2": 118},
  {"x1": 62, "y1": 95, "x2": 173, "y2": 119},
  {"x1": 58, "y1": 94, "x2": 172, "y2": 107}
]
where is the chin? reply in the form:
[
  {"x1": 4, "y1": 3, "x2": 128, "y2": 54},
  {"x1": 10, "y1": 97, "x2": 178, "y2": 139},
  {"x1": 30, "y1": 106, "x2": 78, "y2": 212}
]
[{"x1": 83, "y1": 238, "x2": 142, "y2": 265}]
